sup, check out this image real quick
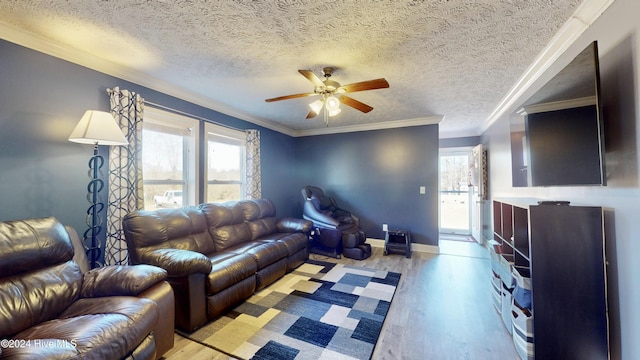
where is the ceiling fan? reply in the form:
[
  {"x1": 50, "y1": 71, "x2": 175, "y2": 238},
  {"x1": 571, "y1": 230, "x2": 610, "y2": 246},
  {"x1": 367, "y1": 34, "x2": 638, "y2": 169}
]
[{"x1": 265, "y1": 67, "x2": 389, "y2": 125}]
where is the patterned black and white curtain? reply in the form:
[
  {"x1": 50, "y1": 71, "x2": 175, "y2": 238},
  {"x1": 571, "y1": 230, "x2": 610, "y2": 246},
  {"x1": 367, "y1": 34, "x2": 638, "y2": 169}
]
[
  {"x1": 105, "y1": 86, "x2": 144, "y2": 265},
  {"x1": 245, "y1": 129, "x2": 261, "y2": 199}
]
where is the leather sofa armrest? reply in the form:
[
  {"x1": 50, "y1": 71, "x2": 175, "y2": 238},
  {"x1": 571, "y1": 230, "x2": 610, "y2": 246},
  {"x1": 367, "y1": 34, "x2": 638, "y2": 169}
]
[
  {"x1": 81, "y1": 264, "x2": 167, "y2": 298},
  {"x1": 139, "y1": 248, "x2": 212, "y2": 277},
  {"x1": 138, "y1": 281, "x2": 175, "y2": 359},
  {"x1": 277, "y1": 218, "x2": 313, "y2": 233}
]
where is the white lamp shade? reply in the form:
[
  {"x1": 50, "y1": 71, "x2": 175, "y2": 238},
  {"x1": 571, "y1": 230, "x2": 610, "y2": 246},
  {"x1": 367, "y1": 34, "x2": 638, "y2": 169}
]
[
  {"x1": 325, "y1": 96, "x2": 340, "y2": 111},
  {"x1": 68, "y1": 110, "x2": 128, "y2": 146},
  {"x1": 328, "y1": 107, "x2": 342, "y2": 117},
  {"x1": 309, "y1": 100, "x2": 324, "y2": 114}
]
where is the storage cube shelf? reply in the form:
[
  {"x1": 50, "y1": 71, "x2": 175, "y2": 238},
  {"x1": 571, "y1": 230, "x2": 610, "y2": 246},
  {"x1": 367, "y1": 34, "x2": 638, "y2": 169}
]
[
  {"x1": 491, "y1": 198, "x2": 609, "y2": 360},
  {"x1": 492, "y1": 200, "x2": 531, "y2": 270}
]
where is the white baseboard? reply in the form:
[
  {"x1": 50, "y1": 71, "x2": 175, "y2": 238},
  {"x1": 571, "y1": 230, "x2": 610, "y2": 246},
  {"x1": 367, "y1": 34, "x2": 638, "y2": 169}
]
[{"x1": 367, "y1": 238, "x2": 440, "y2": 255}]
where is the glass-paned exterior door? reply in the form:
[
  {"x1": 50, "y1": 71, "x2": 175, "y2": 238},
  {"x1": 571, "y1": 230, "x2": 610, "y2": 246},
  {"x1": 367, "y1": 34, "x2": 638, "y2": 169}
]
[{"x1": 440, "y1": 151, "x2": 471, "y2": 235}]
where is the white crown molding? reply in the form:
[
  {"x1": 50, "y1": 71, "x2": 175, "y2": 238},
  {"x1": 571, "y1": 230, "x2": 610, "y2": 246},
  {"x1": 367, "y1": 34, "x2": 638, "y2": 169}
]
[
  {"x1": 293, "y1": 116, "x2": 443, "y2": 137},
  {"x1": 479, "y1": 0, "x2": 614, "y2": 134},
  {"x1": 520, "y1": 96, "x2": 597, "y2": 115},
  {"x1": 439, "y1": 126, "x2": 484, "y2": 139},
  {"x1": 0, "y1": 20, "x2": 299, "y2": 137}
]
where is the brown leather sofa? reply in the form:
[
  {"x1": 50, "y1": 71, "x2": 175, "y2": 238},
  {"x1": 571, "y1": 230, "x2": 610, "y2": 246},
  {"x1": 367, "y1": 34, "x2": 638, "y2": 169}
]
[
  {"x1": 0, "y1": 217, "x2": 175, "y2": 360},
  {"x1": 123, "y1": 199, "x2": 312, "y2": 332}
]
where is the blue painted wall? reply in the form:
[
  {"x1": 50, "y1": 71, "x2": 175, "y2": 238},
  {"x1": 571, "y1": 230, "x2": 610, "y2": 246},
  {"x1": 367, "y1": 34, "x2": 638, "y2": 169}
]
[
  {"x1": 0, "y1": 38, "x2": 440, "y2": 252},
  {"x1": 0, "y1": 39, "x2": 296, "y2": 238},
  {"x1": 294, "y1": 126, "x2": 440, "y2": 245},
  {"x1": 440, "y1": 136, "x2": 480, "y2": 148}
]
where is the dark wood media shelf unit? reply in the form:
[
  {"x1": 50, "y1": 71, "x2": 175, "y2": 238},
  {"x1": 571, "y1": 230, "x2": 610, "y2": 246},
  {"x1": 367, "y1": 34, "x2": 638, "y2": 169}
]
[
  {"x1": 493, "y1": 199, "x2": 531, "y2": 278},
  {"x1": 492, "y1": 198, "x2": 610, "y2": 359}
]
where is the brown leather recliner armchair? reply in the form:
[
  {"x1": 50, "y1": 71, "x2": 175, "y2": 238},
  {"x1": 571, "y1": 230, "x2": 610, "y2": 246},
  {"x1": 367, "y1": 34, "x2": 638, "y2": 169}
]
[
  {"x1": 301, "y1": 186, "x2": 371, "y2": 260},
  {"x1": 0, "y1": 217, "x2": 174, "y2": 360}
]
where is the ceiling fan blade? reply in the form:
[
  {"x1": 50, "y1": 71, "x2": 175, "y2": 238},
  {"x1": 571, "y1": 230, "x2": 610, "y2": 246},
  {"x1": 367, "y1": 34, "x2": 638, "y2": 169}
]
[
  {"x1": 306, "y1": 110, "x2": 318, "y2": 119},
  {"x1": 265, "y1": 92, "x2": 317, "y2": 102},
  {"x1": 298, "y1": 70, "x2": 325, "y2": 87},
  {"x1": 339, "y1": 78, "x2": 389, "y2": 93},
  {"x1": 340, "y1": 96, "x2": 374, "y2": 113}
]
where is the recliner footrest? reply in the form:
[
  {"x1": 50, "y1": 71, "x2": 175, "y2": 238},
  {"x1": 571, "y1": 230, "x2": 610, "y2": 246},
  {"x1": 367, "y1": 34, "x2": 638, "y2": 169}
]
[
  {"x1": 341, "y1": 229, "x2": 371, "y2": 260},
  {"x1": 343, "y1": 243, "x2": 372, "y2": 260}
]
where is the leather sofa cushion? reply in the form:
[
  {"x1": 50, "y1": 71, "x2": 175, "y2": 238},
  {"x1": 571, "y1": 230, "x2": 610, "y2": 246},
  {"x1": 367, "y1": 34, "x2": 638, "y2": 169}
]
[
  {"x1": 8, "y1": 296, "x2": 158, "y2": 360},
  {"x1": 246, "y1": 217, "x2": 278, "y2": 240},
  {"x1": 0, "y1": 260, "x2": 82, "y2": 338},
  {"x1": 0, "y1": 217, "x2": 74, "y2": 277},
  {"x1": 200, "y1": 202, "x2": 243, "y2": 227},
  {"x1": 239, "y1": 200, "x2": 280, "y2": 240},
  {"x1": 239, "y1": 199, "x2": 276, "y2": 220},
  {"x1": 123, "y1": 207, "x2": 214, "y2": 263},
  {"x1": 228, "y1": 241, "x2": 288, "y2": 269},
  {"x1": 201, "y1": 203, "x2": 253, "y2": 251},
  {"x1": 241, "y1": 200, "x2": 310, "y2": 240},
  {"x1": 209, "y1": 223, "x2": 252, "y2": 251},
  {"x1": 258, "y1": 232, "x2": 309, "y2": 256},
  {"x1": 207, "y1": 252, "x2": 257, "y2": 294}
]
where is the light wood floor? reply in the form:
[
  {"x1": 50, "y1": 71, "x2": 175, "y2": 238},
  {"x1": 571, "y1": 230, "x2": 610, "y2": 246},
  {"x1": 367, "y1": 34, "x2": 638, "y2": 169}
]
[{"x1": 162, "y1": 241, "x2": 518, "y2": 360}]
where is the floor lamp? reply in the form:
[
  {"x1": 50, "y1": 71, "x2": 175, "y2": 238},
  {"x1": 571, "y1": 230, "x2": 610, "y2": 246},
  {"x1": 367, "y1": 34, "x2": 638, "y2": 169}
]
[{"x1": 68, "y1": 110, "x2": 128, "y2": 268}]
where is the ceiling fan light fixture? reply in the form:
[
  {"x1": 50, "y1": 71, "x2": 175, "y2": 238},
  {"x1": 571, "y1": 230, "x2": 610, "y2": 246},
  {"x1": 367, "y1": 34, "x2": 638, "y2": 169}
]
[
  {"x1": 266, "y1": 68, "x2": 389, "y2": 124},
  {"x1": 323, "y1": 80, "x2": 340, "y2": 91},
  {"x1": 309, "y1": 100, "x2": 324, "y2": 114},
  {"x1": 328, "y1": 107, "x2": 342, "y2": 117},
  {"x1": 325, "y1": 95, "x2": 340, "y2": 111}
]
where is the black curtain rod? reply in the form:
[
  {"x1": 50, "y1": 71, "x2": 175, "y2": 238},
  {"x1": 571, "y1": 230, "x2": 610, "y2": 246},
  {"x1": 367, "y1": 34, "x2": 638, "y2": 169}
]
[{"x1": 144, "y1": 100, "x2": 244, "y2": 132}]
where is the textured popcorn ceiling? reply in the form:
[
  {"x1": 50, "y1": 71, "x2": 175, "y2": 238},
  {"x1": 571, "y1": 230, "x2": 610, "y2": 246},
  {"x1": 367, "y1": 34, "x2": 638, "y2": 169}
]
[{"x1": 0, "y1": 0, "x2": 585, "y2": 136}]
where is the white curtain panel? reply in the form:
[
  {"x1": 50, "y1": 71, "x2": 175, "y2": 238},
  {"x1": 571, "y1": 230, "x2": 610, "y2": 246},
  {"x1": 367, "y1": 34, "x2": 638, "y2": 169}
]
[
  {"x1": 245, "y1": 129, "x2": 261, "y2": 200},
  {"x1": 105, "y1": 86, "x2": 144, "y2": 265}
]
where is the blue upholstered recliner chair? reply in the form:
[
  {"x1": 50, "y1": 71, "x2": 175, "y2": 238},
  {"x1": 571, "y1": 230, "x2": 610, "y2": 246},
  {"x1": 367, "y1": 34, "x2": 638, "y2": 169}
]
[{"x1": 301, "y1": 186, "x2": 371, "y2": 260}]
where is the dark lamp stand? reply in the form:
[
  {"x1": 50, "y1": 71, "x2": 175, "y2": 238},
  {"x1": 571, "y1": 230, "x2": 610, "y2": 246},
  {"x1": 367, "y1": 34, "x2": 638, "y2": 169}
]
[{"x1": 84, "y1": 144, "x2": 106, "y2": 268}]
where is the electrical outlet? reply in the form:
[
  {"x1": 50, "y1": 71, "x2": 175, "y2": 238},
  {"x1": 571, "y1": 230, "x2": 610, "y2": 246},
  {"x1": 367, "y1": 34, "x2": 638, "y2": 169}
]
[{"x1": 382, "y1": 223, "x2": 388, "y2": 232}]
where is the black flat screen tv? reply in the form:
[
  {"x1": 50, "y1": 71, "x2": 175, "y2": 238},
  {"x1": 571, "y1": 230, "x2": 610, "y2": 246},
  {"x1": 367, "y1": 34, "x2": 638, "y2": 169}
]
[{"x1": 511, "y1": 41, "x2": 606, "y2": 187}]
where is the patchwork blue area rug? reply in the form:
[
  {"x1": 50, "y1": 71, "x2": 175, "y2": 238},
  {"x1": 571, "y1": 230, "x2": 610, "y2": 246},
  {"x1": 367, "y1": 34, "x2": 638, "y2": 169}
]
[{"x1": 179, "y1": 260, "x2": 401, "y2": 360}]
